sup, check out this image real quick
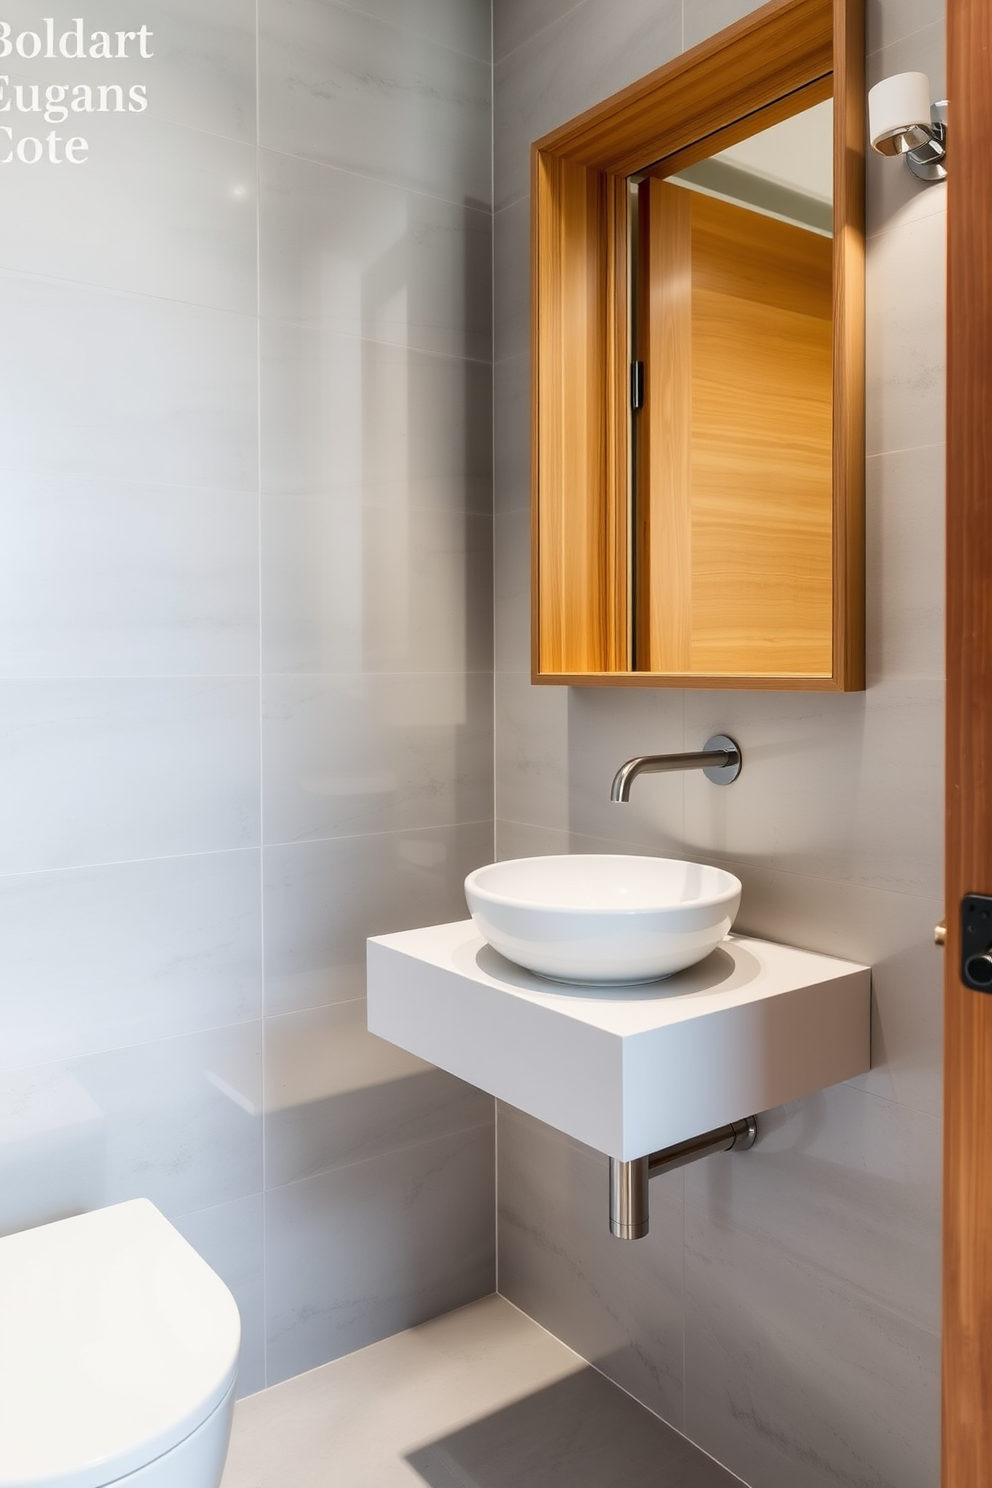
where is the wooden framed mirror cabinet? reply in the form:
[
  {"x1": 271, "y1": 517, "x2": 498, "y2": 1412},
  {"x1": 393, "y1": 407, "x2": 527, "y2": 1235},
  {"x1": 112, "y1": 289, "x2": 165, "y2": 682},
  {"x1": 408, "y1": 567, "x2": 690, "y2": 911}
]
[{"x1": 531, "y1": 0, "x2": 865, "y2": 689}]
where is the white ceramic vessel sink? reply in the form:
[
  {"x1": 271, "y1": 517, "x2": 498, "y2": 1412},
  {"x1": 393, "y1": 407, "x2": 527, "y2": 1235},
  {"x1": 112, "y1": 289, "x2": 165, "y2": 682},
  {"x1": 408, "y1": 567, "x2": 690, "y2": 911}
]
[{"x1": 464, "y1": 855, "x2": 742, "y2": 984}]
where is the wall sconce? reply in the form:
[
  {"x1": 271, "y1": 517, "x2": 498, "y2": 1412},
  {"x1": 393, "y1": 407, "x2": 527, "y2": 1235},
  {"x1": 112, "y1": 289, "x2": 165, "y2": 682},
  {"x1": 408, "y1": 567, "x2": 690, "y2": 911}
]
[{"x1": 868, "y1": 71, "x2": 947, "y2": 182}]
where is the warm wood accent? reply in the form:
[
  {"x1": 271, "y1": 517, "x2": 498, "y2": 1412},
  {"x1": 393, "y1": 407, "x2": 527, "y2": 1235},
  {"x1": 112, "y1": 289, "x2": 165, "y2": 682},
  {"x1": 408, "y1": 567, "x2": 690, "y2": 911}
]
[
  {"x1": 531, "y1": 0, "x2": 865, "y2": 689},
  {"x1": 943, "y1": 0, "x2": 992, "y2": 1477},
  {"x1": 530, "y1": 155, "x2": 628, "y2": 673},
  {"x1": 636, "y1": 179, "x2": 693, "y2": 671},
  {"x1": 691, "y1": 197, "x2": 833, "y2": 674},
  {"x1": 535, "y1": 0, "x2": 833, "y2": 174},
  {"x1": 637, "y1": 187, "x2": 833, "y2": 676},
  {"x1": 641, "y1": 74, "x2": 834, "y2": 184},
  {"x1": 830, "y1": 0, "x2": 865, "y2": 688}
]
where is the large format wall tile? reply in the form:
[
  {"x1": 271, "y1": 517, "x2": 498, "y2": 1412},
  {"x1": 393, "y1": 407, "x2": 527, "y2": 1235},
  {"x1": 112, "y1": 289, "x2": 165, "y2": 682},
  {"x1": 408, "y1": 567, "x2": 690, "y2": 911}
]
[
  {"x1": 0, "y1": 0, "x2": 258, "y2": 141},
  {"x1": 564, "y1": 687, "x2": 688, "y2": 847},
  {"x1": 1, "y1": 0, "x2": 495, "y2": 1404},
  {"x1": 0, "y1": 678, "x2": 260, "y2": 875},
  {"x1": 493, "y1": 198, "x2": 531, "y2": 363},
  {"x1": 495, "y1": 674, "x2": 687, "y2": 850},
  {"x1": 494, "y1": 672, "x2": 572, "y2": 834},
  {"x1": 495, "y1": 507, "x2": 531, "y2": 674},
  {"x1": 0, "y1": 1021, "x2": 262, "y2": 1235},
  {"x1": 339, "y1": 0, "x2": 491, "y2": 62},
  {"x1": 262, "y1": 671, "x2": 492, "y2": 843},
  {"x1": 681, "y1": 680, "x2": 943, "y2": 899},
  {"x1": 174, "y1": 1193, "x2": 266, "y2": 1399},
  {"x1": 264, "y1": 1122, "x2": 496, "y2": 1384},
  {"x1": 259, "y1": 0, "x2": 491, "y2": 206},
  {"x1": 0, "y1": 273, "x2": 258, "y2": 492},
  {"x1": 495, "y1": 818, "x2": 573, "y2": 861},
  {"x1": 260, "y1": 322, "x2": 491, "y2": 506},
  {"x1": 494, "y1": 352, "x2": 531, "y2": 513},
  {"x1": 261, "y1": 501, "x2": 493, "y2": 675},
  {"x1": 866, "y1": 0, "x2": 943, "y2": 55},
  {"x1": 263, "y1": 1000, "x2": 492, "y2": 1188},
  {"x1": 0, "y1": 849, "x2": 262, "y2": 1067},
  {"x1": 0, "y1": 117, "x2": 257, "y2": 313},
  {"x1": 866, "y1": 206, "x2": 946, "y2": 458},
  {"x1": 493, "y1": 0, "x2": 680, "y2": 210},
  {"x1": 0, "y1": 474, "x2": 259, "y2": 677},
  {"x1": 683, "y1": 1084, "x2": 942, "y2": 1338},
  {"x1": 683, "y1": 1212, "x2": 940, "y2": 1488},
  {"x1": 260, "y1": 152, "x2": 492, "y2": 361},
  {"x1": 497, "y1": 1104, "x2": 685, "y2": 1428},
  {"x1": 494, "y1": 0, "x2": 584, "y2": 65},
  {"x1": 866, "y1": 443, "x2": 945, "y2": 683},
  {"x1": 682, "y1": 0, "x2": 760, "y2": 49},
  {"x1": 262, "y1": 820, "x2": 493, "y2": 1016}
]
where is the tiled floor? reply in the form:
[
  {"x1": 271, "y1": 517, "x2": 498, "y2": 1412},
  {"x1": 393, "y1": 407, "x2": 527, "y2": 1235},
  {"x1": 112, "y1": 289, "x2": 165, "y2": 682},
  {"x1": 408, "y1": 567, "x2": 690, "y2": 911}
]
[{"x1": 221, "y1": 1294, "x2": 743, "y2": 1487}]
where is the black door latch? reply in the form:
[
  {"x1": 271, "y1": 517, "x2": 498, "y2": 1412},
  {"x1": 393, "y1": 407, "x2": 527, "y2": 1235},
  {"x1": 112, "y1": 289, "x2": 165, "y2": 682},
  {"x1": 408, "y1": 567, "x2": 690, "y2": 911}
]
[{"x1": 961, "y1": 895, "x2": 992, "y2": 991}]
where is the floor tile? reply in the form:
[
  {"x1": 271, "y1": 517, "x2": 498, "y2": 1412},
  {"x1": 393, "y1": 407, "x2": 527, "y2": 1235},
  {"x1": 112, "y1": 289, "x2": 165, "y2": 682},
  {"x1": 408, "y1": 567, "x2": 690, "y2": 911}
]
[
  {"x1": 496, "y1": 1104, "x2": 685, "y2": 1428},
  {"x1": 223, "y1": 1295, "x2": 741, "y2": 1487}
]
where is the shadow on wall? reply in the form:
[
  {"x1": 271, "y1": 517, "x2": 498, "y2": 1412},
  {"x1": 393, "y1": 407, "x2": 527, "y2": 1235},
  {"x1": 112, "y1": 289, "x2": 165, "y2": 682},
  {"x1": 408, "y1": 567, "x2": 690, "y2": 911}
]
[{"x1": 406, "y1": 1368, "x2": 739, "y2": 1488}]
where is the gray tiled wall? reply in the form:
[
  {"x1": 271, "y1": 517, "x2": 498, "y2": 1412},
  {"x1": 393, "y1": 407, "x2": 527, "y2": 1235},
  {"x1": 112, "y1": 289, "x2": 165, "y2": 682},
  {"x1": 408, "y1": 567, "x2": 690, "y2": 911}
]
[
  {"x1": 492, "y1": 1, "x2": 944, "y2": 1485},
  {"x1": 0, "y1": 0, "x2": 495, "y2": 1395}
]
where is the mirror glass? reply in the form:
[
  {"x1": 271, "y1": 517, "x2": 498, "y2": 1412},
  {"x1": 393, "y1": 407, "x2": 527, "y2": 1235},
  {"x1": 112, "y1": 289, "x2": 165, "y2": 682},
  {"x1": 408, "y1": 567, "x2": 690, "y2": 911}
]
[{"x1": 630, "y1": 99, "x2": 835, "y2": 677}]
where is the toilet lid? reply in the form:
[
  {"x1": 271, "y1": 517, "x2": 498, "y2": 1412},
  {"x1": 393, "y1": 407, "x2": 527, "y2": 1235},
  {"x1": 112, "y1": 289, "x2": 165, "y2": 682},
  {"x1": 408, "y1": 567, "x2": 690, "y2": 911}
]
[{"x1": 0, "y1": 1200, "x2": 240, "y2": 1488}]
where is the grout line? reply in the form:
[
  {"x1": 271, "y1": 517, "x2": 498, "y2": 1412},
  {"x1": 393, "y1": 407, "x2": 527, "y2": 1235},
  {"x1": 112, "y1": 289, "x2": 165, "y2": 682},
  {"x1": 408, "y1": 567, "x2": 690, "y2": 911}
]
[
  {"x1": 494, "y1": 187, "x2": 529, "y2": 216},
  {"x1": 255, "y1": 140, "x2": 493, "y2": 216},
  {"x1": 865, "y1": 17, "x2": 946, "y2": 60},
  {"x1": 254, "y1": 0, "x2": 269, "y2": 1394},
  {"x1": 256, "y1": 310, "x2": 495, "y2": 369},
  {"x1": 323, "y1": 0, "x2": 493, "y2": 68},
  {"x1": 490, "y1": 0, "x2": 499, "y2": 869},
  {"x1": 0, "y1": 817, "x2": 498, "y2": 885},
  {"x1": 494, "y1": 1102, "x2": 500, "y2": 1295},
  {"x1": 0, "y1": 273, "x2": 493, "y2": 369},
  {"x1": 865, "y1": 196, "x2": 947, "y2": 248},
  {"x1": 0, "y1": 842, "x2": 263, "y2": 883},
  {"x1": 261, "y1": 818, "x2": 496, "y2": 852},
  {"x1": 492, "y1": 0, "x2": 589, "y2": 72},
  {"x1": 1, "y1": 1008, "x2": 266, "y2": 1075},
  {"x1": 261, "y1": 1117, "x2": 498, "y2": 1198},
  {"x1": 838, "y1": 1076, "x2": 942, "y2": 1122},
  {"x1": 493, "y1": 1295, "x2": 749, "y2": 1483},
  {"x1": 681, "y1": 1172, "x2": 687, "y2": 1437},
  {"x1": 0, "y1": 666, "x2": 500, "y2": 680},
  {"x1": 866, "y1": 440, "x2": 945, "y2": 459},
  {"x1": 0, "y1": 469, "x2": 258, "y2": 498},
  {"x1": 0, "y1": 260, "x2": 261, "y2": 323},
  {"x1": 491, "y1": 816, "x2": 944, "y2": 906},
  {"x1": 493, "y1": 1293, "x2": 588, "y2": 1368}
]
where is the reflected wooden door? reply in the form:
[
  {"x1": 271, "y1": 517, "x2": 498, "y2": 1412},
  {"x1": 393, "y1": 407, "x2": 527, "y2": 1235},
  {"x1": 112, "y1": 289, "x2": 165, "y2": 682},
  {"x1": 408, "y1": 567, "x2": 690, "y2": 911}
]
[
  {"x1": 943, "y1": 0, "x2": 992, "y2": 1478},
  {"x1": 636, "y1": 182, "x2": 834, "y2": 675}
]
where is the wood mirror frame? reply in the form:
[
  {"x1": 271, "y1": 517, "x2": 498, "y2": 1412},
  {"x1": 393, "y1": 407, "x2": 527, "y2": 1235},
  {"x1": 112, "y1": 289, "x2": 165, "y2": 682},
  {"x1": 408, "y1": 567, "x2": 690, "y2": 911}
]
[{"x1": 531, "y1": 0, "x2": 865, "y2": 690}]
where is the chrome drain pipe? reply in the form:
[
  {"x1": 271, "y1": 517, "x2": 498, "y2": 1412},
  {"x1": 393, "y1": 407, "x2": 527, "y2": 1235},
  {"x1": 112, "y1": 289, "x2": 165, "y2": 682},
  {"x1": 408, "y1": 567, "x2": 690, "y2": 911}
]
[{"x1": 609, "y1": 1116, "x2": 758, "y2": 1239}]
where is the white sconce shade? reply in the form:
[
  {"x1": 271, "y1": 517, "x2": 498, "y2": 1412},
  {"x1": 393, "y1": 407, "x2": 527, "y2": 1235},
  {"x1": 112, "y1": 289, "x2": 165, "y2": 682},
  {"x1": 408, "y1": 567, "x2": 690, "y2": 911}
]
[{"x1": 868, "y1": 71, "x2": 933, "y2": 155}]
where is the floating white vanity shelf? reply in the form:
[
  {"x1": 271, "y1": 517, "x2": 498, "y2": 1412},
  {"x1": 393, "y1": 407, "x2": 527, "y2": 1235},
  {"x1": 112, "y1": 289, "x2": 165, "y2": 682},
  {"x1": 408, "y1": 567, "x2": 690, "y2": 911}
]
[{"x1": 367, "y1": 921, "x2": 870, "y2": 1162}]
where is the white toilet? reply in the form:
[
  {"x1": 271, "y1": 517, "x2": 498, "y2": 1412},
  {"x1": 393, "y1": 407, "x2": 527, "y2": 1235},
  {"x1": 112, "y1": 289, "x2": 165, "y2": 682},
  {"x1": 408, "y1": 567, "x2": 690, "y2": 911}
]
[{"x1": 0, "y1": 1199, "x2": 241, "y2": 1488}]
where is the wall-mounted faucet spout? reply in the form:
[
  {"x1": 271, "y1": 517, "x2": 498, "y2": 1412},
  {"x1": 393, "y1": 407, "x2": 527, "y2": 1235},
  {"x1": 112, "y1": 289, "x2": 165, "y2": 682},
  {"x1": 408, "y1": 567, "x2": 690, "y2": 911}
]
[{"x1": 610, "y1": 734, "x2": 742, "y2": 801}]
